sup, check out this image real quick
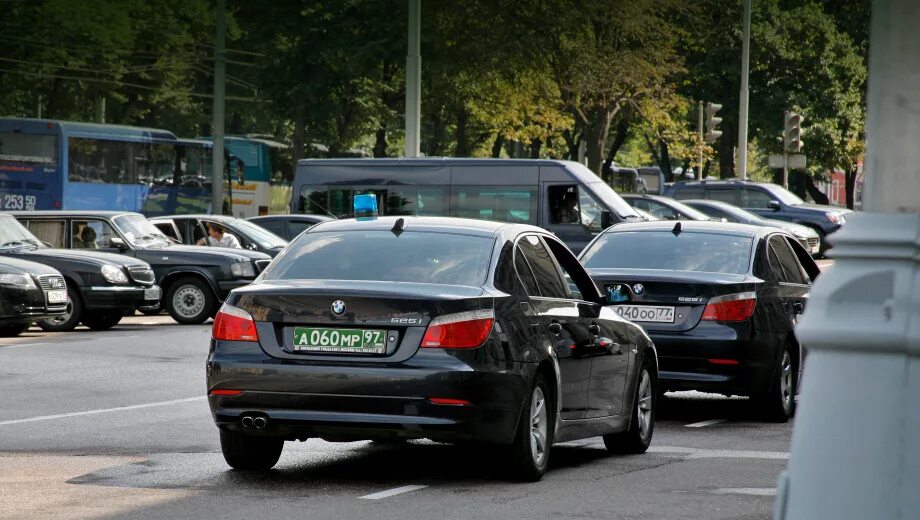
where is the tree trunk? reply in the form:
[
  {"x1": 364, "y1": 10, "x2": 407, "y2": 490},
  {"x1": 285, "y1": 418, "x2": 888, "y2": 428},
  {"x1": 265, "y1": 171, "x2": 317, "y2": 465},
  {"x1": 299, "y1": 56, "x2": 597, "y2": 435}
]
[
  {"x1": 585, "y1": 106, "x2": 616, "y2": 175},
  {"x1": 844, "y1": 166, "x2": 857, "y2": 209},
  {"x1": 605, "y1": 118, "x2": 630, "y2": 165},
  {"x1": 491, "y1": 135, "x2": 504, "y2": 158},
  {"x1": 373, "y1": 126, "x2": 388, "y2": 158},
  {"x1": 702, "y1": 159, "x2": 712, "y2": 179},
  {"x1": 454, "y1": 108, "x2": 470, "y2": 157},
  {"x1": 660, "y1": 140, "x2": 673, "y2": 182},
  {"x1": 529, "y1": 138, "x2": 542, "y2": 158},
  {"x1": 562, "y1": 129, "x2": 581, "y2": 161},
  {"x1": 718, "y1": 129, "x2": 735, "y2": 179}
]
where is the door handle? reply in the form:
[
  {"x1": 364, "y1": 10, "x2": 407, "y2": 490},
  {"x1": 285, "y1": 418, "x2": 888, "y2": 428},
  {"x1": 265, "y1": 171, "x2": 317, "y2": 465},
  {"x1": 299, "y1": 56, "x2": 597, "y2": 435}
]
[{"x1": 548, "y1": 322, "x2": 562, "y2": 335}]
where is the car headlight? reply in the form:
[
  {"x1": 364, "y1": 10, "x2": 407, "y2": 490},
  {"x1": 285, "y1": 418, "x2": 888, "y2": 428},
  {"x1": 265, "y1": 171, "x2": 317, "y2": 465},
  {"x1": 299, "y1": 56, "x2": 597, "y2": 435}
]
[
  {"x1": 827, "y1": 213, "x2": 846, "y2": 225},
  {"x1": 230, "y1": 261, "x2": 256, "y2": 278},
  {"x1": 101, "y1": 265, "x2": 129, "y2": 284},
  {"x1": 0, "y1": 273, "x2": 36, "y2": 288}
]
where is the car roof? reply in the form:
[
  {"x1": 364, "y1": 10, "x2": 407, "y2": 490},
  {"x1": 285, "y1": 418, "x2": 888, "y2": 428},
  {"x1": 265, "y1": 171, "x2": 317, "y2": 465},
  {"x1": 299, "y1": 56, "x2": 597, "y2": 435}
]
[
  {"x1": 622, "y1": 193, "x2": 674, "y2": 203},
  {"x1": 150, "y1": 214, "x2": 237, "y2": 222},
  {"x1": 5, "y1": 210, "x2": 138, "y2": 218},
  {"x1": 248, "y1": 215, "x2": 333, "y2": 222},
  {"x1": 307, "y1": 216, "x2": 541, "y2": 239},
  {"x1": 670, "y1": 179, "x2": 772, "y2": 188},
  {"x1": 602, "y1": 220, "x2": 776, "y2": 238}
]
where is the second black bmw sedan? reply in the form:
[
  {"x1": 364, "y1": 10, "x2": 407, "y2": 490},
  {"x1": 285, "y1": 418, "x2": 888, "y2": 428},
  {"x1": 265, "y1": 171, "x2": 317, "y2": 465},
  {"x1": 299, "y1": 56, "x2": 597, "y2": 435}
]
[
  {"x1": 207, "y1": 217, "x2": 658, "y2": 481},
  {"x1": 579, "y1": 221, "x2": 820, "y2": 422}
]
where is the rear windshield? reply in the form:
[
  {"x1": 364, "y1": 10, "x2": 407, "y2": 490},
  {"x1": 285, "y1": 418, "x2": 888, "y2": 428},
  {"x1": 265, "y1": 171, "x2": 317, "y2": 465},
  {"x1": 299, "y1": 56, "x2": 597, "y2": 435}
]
[
  {"x1": 261, "y1": 230, "x2": 494, "y2": 286},
  {"x1": 580, "y1": 231, "x2": 753, "y2": 274}
]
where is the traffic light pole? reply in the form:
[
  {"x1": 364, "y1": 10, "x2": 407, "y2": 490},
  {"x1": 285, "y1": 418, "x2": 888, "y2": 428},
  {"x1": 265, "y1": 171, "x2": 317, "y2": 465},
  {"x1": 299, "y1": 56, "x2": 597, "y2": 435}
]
[
  {"x1": 775, "y1": 0, "x2": 920, "y2": 517},
  {"x1": 698, "y1": 100, "x2": 704, "y2": 180}
]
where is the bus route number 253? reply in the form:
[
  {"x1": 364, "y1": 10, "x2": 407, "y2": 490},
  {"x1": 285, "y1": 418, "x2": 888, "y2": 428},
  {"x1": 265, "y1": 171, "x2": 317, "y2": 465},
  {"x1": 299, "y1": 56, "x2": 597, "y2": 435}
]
[{"x1": 0, "y1": 195, "x2": 37, "y2": 210}]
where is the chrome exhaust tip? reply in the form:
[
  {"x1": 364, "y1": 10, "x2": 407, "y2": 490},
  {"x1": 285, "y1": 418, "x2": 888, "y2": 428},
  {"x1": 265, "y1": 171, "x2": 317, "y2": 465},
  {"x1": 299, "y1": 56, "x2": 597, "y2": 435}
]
[
  {"x1": 253, "y1": 416, "x2": 267, "y2": 429},
  {"x1": 241, "y1": 416, "x2": 254, "y2": 428}
]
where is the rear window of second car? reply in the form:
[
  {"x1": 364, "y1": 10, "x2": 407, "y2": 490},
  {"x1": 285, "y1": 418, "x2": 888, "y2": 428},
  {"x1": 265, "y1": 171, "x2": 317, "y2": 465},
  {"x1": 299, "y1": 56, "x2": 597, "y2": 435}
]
[
  {"x1": 580, "y1": 230, "x2": 753, "y2": 274},
  {"x1": 261, "y1": 230, "x2": 494, "y2": 286}
]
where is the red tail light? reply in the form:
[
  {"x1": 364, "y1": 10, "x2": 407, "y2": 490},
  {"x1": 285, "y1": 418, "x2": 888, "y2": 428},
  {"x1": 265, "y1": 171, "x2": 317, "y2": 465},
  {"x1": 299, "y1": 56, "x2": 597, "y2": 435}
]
[
  {"x1": 701, "y1": 292, "x2": 757, "y2": 322},
  {"x1": 212, "y1": 304, "x2": 259, "y2": 342},
  {"x1": 428, "y1": 397, "x2": 472, "y2": 406},
  {"x1": 421, "y1": 310, "x2": 494, "y2": 349}
]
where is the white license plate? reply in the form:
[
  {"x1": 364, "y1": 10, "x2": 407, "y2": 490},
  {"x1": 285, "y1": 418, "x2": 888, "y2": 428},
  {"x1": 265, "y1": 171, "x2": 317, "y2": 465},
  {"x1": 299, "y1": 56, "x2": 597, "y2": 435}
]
[
  {"x1": 144, "y1": 287, "x2": 161, "y2": 300},
  {"x1": 46, "y1": 289, "x2": 68, "y2": 304},
  {"x1": 614, "y1": 305, "x2": 675, "y2": 323}
]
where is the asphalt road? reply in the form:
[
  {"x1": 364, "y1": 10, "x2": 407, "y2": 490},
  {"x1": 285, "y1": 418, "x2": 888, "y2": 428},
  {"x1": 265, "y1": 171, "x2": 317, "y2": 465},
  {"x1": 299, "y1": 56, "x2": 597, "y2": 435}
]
[{"x1": 0, "y1": 314, "x2": 795, "y2": 520}]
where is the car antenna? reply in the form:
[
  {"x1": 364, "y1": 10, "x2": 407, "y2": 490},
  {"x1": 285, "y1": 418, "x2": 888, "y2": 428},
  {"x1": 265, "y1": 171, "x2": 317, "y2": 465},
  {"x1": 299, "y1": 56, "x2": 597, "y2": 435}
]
[
  {"x1": 391, "y1": 218, "x2": 406, "y2": 237},
  {"x1": 671, "y1": 221, "x2": 682, "y2": 236}
]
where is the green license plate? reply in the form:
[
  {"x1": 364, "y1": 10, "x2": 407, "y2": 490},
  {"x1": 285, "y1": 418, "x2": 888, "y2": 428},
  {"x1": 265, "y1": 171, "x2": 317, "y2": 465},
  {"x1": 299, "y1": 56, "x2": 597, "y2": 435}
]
[{"x1": 292, "y1": 327, "x2": 387, "y2": 354}]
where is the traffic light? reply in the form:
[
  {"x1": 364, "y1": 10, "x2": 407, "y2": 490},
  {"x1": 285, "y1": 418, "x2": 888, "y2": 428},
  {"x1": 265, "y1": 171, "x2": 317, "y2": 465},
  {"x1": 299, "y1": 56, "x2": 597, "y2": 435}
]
[
  {"x1": 704, "y1": 102, "x2": 722, "y2": 142},
  {"x1": 784, "y1": 110, "x2": 804, "y2": 152}
]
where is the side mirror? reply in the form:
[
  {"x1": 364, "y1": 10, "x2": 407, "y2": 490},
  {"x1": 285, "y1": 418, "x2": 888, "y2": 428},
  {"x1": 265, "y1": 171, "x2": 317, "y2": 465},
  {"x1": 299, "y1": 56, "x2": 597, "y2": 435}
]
[
  {"x1": 110, "y1": 237, "x2": 128, "y2": 251},
  {"x1": 768, "y1": 200, "x2": 782, "y2": 211},
  {"x1": 600, "y1": 210, "x2": 613, "y2": 229}
]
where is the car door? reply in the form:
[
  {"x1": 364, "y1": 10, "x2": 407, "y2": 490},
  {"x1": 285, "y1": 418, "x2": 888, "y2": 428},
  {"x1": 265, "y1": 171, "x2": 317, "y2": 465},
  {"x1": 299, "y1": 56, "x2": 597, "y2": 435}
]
[
  {"x1": 768, "y1": 235, "x2": 810, "y2": 329},
  {"x1": 542, "y1": 235, "x2": 630, "y2": 418},
  {"x1": 515, "y1": 233, "x2": 590, "y2": 420}
]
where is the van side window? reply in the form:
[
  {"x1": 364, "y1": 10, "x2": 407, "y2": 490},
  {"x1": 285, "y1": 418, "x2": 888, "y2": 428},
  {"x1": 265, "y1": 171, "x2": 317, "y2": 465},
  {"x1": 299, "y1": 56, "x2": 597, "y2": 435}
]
[
  {"x1": 450, "y1": 186, "x2": 536, "y2": 224},
  {"x1": 387, "y1": 187, "x2": 448, "y2": 216},
  {"x1": 670, "y1": 186, "x2": 703, "y2": 199},
  {"x1": 743, "y1": 188, "x2": 775, "y2": 209},
  {"x1": 548, "y1": 185, "x2": 580, "y2": 224},
  {"x1": 707, "y1": 188, "x2": 741, "y2": 206}
]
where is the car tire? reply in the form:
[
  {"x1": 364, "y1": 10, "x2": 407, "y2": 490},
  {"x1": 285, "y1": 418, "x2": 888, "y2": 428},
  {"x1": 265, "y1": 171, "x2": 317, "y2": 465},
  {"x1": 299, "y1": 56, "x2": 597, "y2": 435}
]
[
  {"x1": 755, "y1": 348, "x2": 796, "y2": 423},
  {"x1": 219, "y1": 430, "x2": 284, "y2": 471},
  {"x1": 0, "y1": 324, "x2": 28, "y2": 337},
  {"x1": 507, "y1": 372, "x2": 554, "y2": 482},
  {"x1": 604, "y1": 357, "x2": 656, "y2": 454},
  {"x1": 165, "y1": 277, "x2": 215, "y2": 324},
  {"x1": 37, "y1": 286, "x2": 83, "y2": 332},
  {"x1": 81, "y1": 313, "x2": 123, "y2": 330}
]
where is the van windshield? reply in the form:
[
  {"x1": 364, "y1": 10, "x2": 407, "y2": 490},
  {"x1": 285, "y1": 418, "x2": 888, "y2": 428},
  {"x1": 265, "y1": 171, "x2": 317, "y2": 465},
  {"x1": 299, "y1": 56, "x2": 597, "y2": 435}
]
[{"x1": 585, "y1": 181, "x2": 641, "y2": 218}]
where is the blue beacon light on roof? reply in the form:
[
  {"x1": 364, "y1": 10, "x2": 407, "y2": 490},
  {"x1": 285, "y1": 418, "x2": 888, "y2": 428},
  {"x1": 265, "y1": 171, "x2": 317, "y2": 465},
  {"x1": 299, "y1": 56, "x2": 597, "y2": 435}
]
[{"x1": 354, "y1": 193, "x2": 378, "y2": 221}]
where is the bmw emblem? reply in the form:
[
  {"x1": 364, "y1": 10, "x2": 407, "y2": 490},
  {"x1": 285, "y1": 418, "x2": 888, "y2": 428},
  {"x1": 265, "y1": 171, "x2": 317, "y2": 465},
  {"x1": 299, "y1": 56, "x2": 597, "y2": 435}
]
[
  {"x1": 632, "y1": 284, "x2": 645, "y2": 295},
  {"x1": 331, "y1": 300, "x2": 346, "y2": 315}
]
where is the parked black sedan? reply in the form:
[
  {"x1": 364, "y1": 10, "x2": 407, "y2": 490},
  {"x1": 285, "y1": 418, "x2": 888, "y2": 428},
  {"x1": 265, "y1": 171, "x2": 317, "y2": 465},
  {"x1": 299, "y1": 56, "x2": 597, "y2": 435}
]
[
  {"x1": 11, "y1": 211, "x2": 272, "y2": 325},
  {"x1": 246, "y1": 214, "x2": 333, "y2": 241},
  {"x1": 0, "y1": 256, "x2": 67, "y2": 336},
  {"x1": 207, "y1": 217, "x2": 658, "y2": 480},
  {"x1": 150, "y1": 214, "x2": 288, "y2": 258},
  {"x1": 579, "y1": 221, "x2": 819, "y2": 422},
  {"x1": 0, "y1": 214, "x2": 160, "y2": 331}
]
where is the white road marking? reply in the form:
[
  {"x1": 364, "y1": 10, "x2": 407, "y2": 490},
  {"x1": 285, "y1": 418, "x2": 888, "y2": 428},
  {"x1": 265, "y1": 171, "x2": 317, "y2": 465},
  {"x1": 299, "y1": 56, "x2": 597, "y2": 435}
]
[
  {"x1": 685, "y1": 418, "x2": 726, "y2": 428},
  {"x1": 0, "y1": 396, "x2": 206, "y2": 426},
  {"x1": 0, "y1": 342, "x2": 50, "y2": 350},
  {"x1": 360, "y1": 485, "x2": 429, "y2": 500},
  {"x1": 650, "y1": 446, "x2": 789, "y2": 460},
  {"x1": 713, "y1": 487, "x2": 776, "y2": 496}
]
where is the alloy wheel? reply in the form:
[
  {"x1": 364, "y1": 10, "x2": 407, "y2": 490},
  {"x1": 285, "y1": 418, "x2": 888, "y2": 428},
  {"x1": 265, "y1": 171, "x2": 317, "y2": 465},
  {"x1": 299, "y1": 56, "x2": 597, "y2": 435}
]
[
  {"x1": 530, "y1": 386, "x2": 548, "y2": 466},
  {"x1": 636, "y1": 370, "x2": 653, "y2": 440}
]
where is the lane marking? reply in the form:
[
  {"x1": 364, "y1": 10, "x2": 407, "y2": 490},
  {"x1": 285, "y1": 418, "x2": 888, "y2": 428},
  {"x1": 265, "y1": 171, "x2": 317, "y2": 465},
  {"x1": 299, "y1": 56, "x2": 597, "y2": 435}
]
[
  {"x1": 713, "y1": 487, "x2": 776, "y2": 496},
  {"x1": 0, "y1": 396, "x2": 206, "y2": 426},
  {"x1": 685, "y1": 418, "x2": 726, "y2": 428},
  {"x1": 650, "y1": 446, "x2": 789, "y2": 460},
  {"x1": 360, "y1": 485, "x2": 428, "y2": 500}
]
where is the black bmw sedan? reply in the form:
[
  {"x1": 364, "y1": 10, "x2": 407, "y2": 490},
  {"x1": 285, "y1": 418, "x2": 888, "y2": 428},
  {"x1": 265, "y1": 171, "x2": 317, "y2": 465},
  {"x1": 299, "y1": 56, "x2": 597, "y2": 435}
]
[
  {"x1": 207, "y1": 217, "x2": 658, "y2": 480},
  {"x1": 579, "y1": 221, "x2": 820, "y2": 422}
]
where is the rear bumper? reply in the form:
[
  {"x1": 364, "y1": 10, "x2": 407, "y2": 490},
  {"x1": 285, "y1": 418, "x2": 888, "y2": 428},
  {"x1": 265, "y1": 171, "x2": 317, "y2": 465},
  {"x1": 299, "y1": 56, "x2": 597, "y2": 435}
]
[
  {"x1": 206, "y1": 342, "x2": 527, "y2": 443},
  {"x1": 82, "y1": 285, "x2": 161, "y2": 311},
  {"x1": 648, "y1": 323, "x2": 781, "y2": 396}
]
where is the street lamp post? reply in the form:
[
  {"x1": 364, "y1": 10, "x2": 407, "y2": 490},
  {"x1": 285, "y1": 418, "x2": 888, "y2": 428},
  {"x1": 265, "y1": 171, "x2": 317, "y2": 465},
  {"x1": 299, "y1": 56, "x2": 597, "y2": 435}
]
[
  {"x1": 737, "y1": 0, "x2": 751, "y2": 180},
  {"x1": 775, "y1": 0, "x2": 920, "y2": 518}
]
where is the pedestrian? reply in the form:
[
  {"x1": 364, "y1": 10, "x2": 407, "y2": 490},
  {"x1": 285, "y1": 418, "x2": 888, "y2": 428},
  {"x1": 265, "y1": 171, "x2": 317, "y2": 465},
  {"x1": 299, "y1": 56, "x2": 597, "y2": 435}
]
[{"x1": 198, "y1": 222, "x2": 241, "y2": 248}]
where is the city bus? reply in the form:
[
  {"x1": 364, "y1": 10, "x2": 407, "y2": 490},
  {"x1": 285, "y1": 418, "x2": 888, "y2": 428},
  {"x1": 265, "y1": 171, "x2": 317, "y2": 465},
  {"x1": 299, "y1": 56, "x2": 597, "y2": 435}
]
[
  {"x1": 0, "y1": 118, "x2": 249, "y2": 216},
  {"x1": 220, "y1": 136, "x2": 292, "y2": 217}
]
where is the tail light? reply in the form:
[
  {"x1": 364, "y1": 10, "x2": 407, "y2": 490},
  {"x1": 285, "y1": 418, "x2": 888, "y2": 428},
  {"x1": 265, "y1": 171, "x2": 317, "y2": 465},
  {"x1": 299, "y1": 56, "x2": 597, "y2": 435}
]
[
  {"x1": 212, "y1": 304, "x2": 259, "y2": 342},
  {"x1": 701, "y1": 292, "x2": 757, "y2": 322},
  {"x1": 421, "y1": 309, "x2": 494, "y2": 349}
]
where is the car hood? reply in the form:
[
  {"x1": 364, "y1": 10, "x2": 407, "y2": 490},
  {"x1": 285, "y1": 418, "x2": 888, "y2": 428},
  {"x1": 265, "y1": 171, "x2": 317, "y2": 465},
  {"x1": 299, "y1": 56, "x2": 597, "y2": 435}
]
[
  {"x1": 0, "y1": 255, "x2": 63, "y2": 276},
  {"x1": 761, "y1": 219, "x2": 818, "y2": 237},
  {"x1": 13, "y1": 247, "x2": 148, "y2": 267},
  {"x1": 136, "y1": 244, "x2": 271, "y2": 263}
]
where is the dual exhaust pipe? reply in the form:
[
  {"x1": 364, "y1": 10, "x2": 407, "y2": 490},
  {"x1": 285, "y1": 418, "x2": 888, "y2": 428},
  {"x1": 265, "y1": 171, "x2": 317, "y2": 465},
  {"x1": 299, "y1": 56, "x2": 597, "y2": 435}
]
[{"x1": 240, "y1": 415, "x2": 268, "y2": 429}]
